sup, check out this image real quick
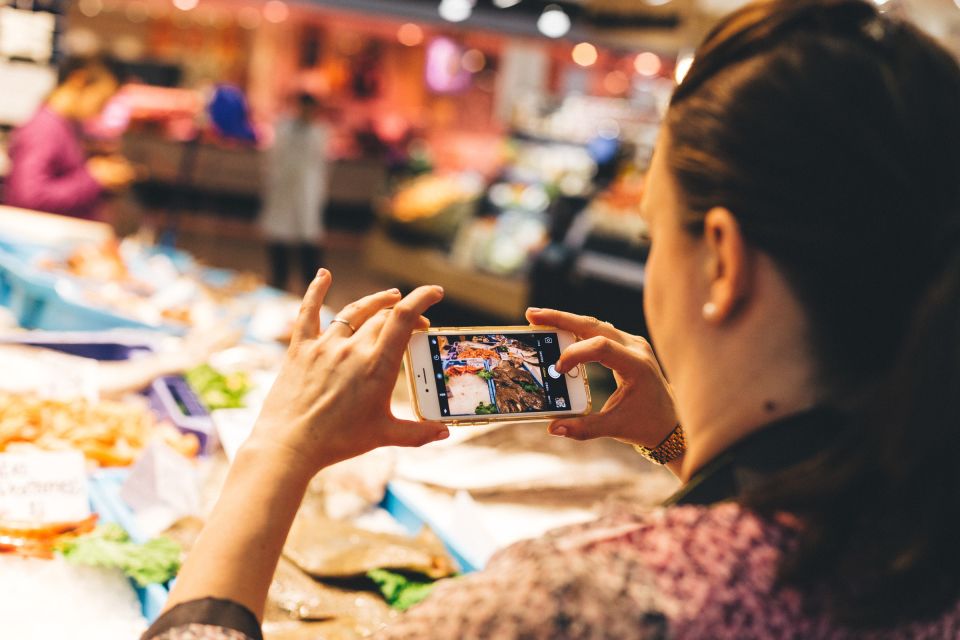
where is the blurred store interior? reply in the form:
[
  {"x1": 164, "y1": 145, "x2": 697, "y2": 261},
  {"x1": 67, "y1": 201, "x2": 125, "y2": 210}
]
[{"x1": 2, "y1": 0, "x2": 958, "y2": 328}]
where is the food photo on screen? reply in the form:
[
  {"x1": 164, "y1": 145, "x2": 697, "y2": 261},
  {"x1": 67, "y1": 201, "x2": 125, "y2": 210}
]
[{"x1": 430, "y1": 334, "x2": 570, "y2": 416}]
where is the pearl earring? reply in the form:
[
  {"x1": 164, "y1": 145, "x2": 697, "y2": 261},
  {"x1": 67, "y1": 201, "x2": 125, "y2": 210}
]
[{"x1": 703, "y1": 302, "x2": 718, "y2": 319}]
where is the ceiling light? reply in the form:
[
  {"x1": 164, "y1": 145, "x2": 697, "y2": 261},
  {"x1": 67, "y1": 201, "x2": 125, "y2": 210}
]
[
  {"x1": 493, "y1": 0, "x2": 522, "y2": 6},
  {"x1": 397, "y1": 23, "x2": 424, "y2": 47},
  {"x1": 634, "y1": 51, "x2": 662, "y2": 77},
  {"x1": 537, "y1": 4, "x2": 571, "y2": 39},
  {"x1": 172, "y1": 0, "x2": 198, "y2": 11},
  {"x1": 439, "y1": 0, "x2": 473, "y2": 22},
  {"x1": 78, "y1": 0, "x2": 103, "y2": 18},
  {"x1": 462, "y1": 49, "x2": 486, "y2": 73},
  {"x1": 572, "y1": 42, "x2": 597, "y2": 67},
  {"x1": 263, "y1": 0, "x2": 289, "y2": 23},
  {"x1": 603, "y1": 70, "x2": 629, "y2": 95}
]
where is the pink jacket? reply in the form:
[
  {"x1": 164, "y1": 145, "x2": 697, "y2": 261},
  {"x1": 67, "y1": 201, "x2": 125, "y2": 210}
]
[{"x1": 5, "y1": 107, "x2": 101, "y2": 218}]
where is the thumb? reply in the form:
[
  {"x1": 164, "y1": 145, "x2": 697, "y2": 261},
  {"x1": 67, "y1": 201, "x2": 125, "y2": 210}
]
[
  {"x1": 385, "y1": 418, "x2": 450, "y2": 448},
  {"x1": 546, "y1": 414, "x2": 612, "y2": 442}
]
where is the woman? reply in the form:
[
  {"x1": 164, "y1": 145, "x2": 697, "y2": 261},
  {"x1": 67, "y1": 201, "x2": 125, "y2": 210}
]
[{"x1": 145, "y1": 1, "x2": 960, "y2": 637}]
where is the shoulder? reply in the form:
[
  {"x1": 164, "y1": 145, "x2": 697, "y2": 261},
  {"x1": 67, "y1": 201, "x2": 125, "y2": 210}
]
[
  {"x1": 385, "y1": 504, "x2": 799, "y2": 640},
  {"x1": 495, "y1": 503, "x2": 805, "y2": 637}
]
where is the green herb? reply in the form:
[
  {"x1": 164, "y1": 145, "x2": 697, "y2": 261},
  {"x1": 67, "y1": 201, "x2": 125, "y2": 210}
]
[
  {"x1": 520, "y1": 382, "x2": 540, "y2": 393},
  {"x1": 186, "y1": 364, "x2": 252, "y2": 411},
  {"x1": 476, "y1": 370, "x2": 493, "y2": 381},
  {"x1": 367, "y1": 569, "x2": 438, "y2": 611},
  {"x1": 56, "y1": 523, "x2": 181, "y2": 587},
  {"x1": 443, "y1": 374, "x2": 450, "y2": 385},
  {"x1": 475, "y1": 402, "x2": 497, "y2": 415}
]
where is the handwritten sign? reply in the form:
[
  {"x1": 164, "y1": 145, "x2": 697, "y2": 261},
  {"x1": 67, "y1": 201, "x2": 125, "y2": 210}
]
[{"x1": 0, "y1": 451, "x2": 89, "y2": 524}]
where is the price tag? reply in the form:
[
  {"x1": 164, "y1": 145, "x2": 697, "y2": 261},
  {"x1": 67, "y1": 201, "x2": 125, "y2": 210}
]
[{"x1": 0, "y1": 451, "x2": 89, "y2": 524}]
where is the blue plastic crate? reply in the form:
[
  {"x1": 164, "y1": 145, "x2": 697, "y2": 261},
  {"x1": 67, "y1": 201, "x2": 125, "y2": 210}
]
[
  {"x1": 88, "y1": 469, "x2": 169, "y2": 622},
  {"x1": 0, "y1": 252, "x2": 157, "y2": 332},
  {"x1": 380, "y1": 483, "x2": 480, "y2": 574}
]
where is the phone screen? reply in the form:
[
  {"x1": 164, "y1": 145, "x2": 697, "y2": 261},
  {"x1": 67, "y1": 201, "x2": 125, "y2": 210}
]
[{"x1": 427, "y1": 332, "x2": 572, "y2": 418}]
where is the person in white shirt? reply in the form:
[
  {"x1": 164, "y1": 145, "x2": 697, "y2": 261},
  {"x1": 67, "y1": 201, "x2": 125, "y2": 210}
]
[{"x1": 259, "y1": 92, "x2": 330, "y2": 291}]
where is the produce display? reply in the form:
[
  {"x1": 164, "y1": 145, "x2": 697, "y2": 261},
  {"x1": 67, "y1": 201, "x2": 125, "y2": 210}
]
[
  {"x1": 186, "y1": 364, "x2": 252, "y2": 411},
  {"x1": 57, "y1": 523, "x2": 181, "y2": 587},
  {"x1": 0, "y1": 201, "x2": 674, "y2": 635},
  {"x1": 0, "y1": 394, "x2": 200, "y2": 466},
  {"x1": 388, "y1": 173, "x2": 481, "y2": 223}
]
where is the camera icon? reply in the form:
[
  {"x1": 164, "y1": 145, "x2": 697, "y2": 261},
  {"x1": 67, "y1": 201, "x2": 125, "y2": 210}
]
[{"x1": 544, "y1": 337, "x2": 553, "y2": 344}]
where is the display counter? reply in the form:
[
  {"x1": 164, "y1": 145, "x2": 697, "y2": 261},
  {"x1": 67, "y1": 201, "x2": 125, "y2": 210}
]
[
  {"x1": 364, "y1": 229, "x2": 529, "y2": 320},
  {"x1": 123, "y1": 131, "x2": 387, "y2": 211}
]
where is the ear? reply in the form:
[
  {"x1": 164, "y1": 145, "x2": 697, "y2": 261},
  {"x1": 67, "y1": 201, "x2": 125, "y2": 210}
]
[{"x1": 702, "y1": 207, "x2": 751, "y2": 322}]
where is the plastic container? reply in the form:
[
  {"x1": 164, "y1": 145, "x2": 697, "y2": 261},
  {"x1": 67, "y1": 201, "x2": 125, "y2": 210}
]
[
  {"x1": 380, "y1": 483, "x2": 479, "y2": 573},
  {"x1": 147, "y1": 376, "x2": 217, "y2": 455},
  {"x1": 0, "y1": 252, "x2": 155, "y2": 332},
  {"x1": 88, "y1": 469, "x2": 168, "y2": 621}
]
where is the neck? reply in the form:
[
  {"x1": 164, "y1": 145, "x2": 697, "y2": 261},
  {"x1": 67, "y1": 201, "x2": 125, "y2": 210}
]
[{"x1": 675, "y1": 275, "x2": 820, "y2": 481}]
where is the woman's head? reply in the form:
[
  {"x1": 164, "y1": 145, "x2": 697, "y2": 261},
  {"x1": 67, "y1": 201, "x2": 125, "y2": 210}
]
[
  {"x1": 643, "y1": 0, "x2": 960, "y2": 626},
  {"x1": 646, "y1": 0, "x2": 960, "y2": 399}
]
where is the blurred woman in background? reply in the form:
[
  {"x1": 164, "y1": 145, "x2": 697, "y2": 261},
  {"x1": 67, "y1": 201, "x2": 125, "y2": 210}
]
[
  {"x1": 5, "y1": 56, "x2": 135, "y2": 219},
  {"x1": 144, "y1": 1, "x2": 960, "y2": 637}
]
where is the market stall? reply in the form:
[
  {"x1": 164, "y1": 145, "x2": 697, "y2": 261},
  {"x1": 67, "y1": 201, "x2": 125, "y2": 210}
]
[{"x1": 0, "y1": 207, "x2": 676, "y2": 638}]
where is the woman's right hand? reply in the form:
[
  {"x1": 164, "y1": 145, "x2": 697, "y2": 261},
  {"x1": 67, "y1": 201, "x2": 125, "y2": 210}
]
[{"x1": 525, "y1": 308, "x2": 678, "y2": 450}]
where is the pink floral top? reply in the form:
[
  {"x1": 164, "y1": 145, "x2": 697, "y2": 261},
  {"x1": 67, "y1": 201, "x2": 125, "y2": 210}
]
[
  {"x1": 147, "y1": 504, "x2": 960, "y2": 640},
  {"x1": 144, "y1": 411, "x2": 960, "y2": 639}
]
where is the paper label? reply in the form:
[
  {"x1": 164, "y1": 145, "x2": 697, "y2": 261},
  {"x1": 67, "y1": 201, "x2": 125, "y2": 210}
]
[{"x1": 0, "y1": 451, "x2": 89, "y2": 524}]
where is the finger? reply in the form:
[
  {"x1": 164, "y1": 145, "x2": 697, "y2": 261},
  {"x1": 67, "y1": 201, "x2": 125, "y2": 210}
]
[
  {"x1": 384, "y1": 418, "x2": 450, "y2": 447},
  {"x1": 554, "y1": 336, "x2": 642, "y2": 376},
  {"x1": 545, "y1": 414, "x2": 611, "y2": 441},
  {"x1": 377, "y1": 286, "x2": 444, "y2": 368},
  {"x1": 356, "y1": 309, "x2": 430, "y2": 342},
  {"x1": 525, "y1": 308, "x2": 623, "y2": 342},
  {"x1": 291, "y1": 269, "x2": 332, "y2": 345},
  {"x1": 327, "y1": 288, "x2": 402, "y2": 339}
]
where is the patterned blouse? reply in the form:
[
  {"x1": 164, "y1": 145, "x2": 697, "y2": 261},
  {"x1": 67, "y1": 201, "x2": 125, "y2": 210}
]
[{"x1": 143, "y1": 411, "x2": 960, "y2": 639}]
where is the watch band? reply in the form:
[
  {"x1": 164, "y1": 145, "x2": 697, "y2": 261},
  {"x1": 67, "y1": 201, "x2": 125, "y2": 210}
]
[{"x1": 634, "y1": 423, "x2": 686, "y2": 465}]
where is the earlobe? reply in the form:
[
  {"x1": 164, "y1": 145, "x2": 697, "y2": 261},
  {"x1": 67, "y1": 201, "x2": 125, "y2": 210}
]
[{"x1": 702, "y1": 207, "x2": 749, "y2": 322}]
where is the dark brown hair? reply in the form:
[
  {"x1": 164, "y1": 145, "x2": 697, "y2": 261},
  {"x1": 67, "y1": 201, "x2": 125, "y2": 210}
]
[{"x1": 666, "y1": 0, "x2": 960, "y2": 628}]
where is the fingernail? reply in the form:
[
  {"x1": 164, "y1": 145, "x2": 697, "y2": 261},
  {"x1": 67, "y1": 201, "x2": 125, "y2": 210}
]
[
  {"x1": 388, "y1": 288, "x2": 400, "y2": 294},
  {"x1": 550, "y1": 425, "x2": 567, "y2": 437},
  {"x1": 436, "y1": 429, "x2": 450, "y2": 440},
  {"x1": 527, "y1": 307, "x2": 541, "y2": 312},
  {"x1": 434, "y1": 286, "x2": 444, "y2": 294},
  {"x1": 316, "y1": 268, "x2": 329, "y2": 278}
]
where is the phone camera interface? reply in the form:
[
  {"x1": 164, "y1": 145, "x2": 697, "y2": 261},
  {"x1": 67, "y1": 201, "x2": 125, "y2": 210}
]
[{"x1": 428, "y1": 333, "x2": 572, "y2": 417}]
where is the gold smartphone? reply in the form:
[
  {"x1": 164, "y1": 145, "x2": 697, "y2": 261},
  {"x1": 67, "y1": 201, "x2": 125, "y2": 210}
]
[{"x1": 404, "y1": 325, "x2": 591, "y2": 426}]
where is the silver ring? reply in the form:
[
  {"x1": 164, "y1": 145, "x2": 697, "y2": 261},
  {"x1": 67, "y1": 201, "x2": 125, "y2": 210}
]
[{"x1": 330, "y1": 318, "x2": 357, "y2": 334}]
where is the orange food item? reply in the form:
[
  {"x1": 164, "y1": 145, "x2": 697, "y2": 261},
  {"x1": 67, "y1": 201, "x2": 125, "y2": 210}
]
[
  {"x1": 445, "y1": 365, "x2": 484, "y2": 377},
  {"x1": 0, "y1": 394, "x2": 199, "y2": 466}
]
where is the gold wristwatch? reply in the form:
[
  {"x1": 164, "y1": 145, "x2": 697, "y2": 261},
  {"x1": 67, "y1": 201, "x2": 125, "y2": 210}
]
[{"x1": 634, "y1": 423, "x2": 685, "y2": 465}]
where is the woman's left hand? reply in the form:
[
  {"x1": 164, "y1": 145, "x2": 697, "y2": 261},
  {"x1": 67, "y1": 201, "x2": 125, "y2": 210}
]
[{"x1": 245, "y1": 269, "x2": 450, "y2": 479}]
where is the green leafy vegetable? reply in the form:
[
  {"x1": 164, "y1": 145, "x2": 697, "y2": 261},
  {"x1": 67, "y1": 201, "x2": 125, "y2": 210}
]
[
  {"x1": 443, "y1": 374, "x2": 450, "y2": 385},
  {"x1": 475, "y1": 402, "x2": 497, "y2": 415},
  {"x1": 476, "y1": 370, "x2": 493, "y2": 381},
  {"x1": 367, "y1": 569, "x2": 438, "y2": 611},
  {"x1": 520, "y1": 382, "x2": 540, "y2": 393},
  {"x1": 186, "y1": 364, "x2": 252, "y2": 411},
  {"x1": 56, "y1": 523, "x2": 181, "y2": 587}
]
